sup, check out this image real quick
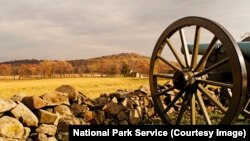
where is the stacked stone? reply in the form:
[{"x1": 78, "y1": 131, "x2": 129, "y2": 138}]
[{"x1": 0, "y1": 85, "x2": 159, "y2": 141}]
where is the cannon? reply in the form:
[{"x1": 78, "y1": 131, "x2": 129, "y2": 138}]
[{"x1": 149, "y1": 16, "x2": 250, "y2": 125}]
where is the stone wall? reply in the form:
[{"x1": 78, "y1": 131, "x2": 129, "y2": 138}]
[{"x1": 0, "y1": 85, "x2": 160, "y2": 141}]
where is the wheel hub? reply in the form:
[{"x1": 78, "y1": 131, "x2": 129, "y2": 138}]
[{"x1": 173, "y1": 70, "x2": 195, "y2": 90}]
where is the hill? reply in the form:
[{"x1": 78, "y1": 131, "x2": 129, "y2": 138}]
[
  {"x1": 0, "y1": 53, "x2": 154, "y2": 77},
  {"x1": 69, "y1": 53, "x2": 150, "y2": 76},
  {"x1": 1, "y1": 59, "x2": 41, "y2": 66}
]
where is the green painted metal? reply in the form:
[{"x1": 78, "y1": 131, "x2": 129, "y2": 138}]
[{"x1": 188, "y1": 41, "x2": 250, "y2": 58}]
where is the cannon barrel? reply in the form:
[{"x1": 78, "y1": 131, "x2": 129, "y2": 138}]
[{"x1": 187, "y1": 41, "x2": 250, "y2": 59}]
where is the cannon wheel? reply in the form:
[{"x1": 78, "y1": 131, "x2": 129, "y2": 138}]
[
  {"x1": 241, "y1": 36, "x2": 250, "y2": 118},
  {"x1": 221, "y1": 36, "x2": 250, "y2": 118},
  {"x1": 149, "y1": 17, "x2": 247, "y2": 124}
]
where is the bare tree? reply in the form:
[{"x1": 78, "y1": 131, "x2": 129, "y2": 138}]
[{"x1": 0, "y1": 64, "x2": 12, "y2": 76}]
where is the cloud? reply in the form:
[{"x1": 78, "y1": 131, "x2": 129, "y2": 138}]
[{"x1": 0, "y1": 0, "x2": 250, "y2": 61}]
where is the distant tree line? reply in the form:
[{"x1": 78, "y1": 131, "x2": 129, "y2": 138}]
[
  {"x1": 71, "y1": 60, "x2": 150, "y2": 77},
  {"x1": 0, "y1": 53, "x2": 172, "y2": 79},
  {"x1": 0, "y1": 61, "x2": 73, "y2": 79},
  {"x1": 68, "y1": 53, "x2": 155, "y2": 77}
]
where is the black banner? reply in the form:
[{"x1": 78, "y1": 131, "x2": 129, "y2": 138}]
[{"x1": 68, "y1": 125, "x2": 250, "y2": 139}]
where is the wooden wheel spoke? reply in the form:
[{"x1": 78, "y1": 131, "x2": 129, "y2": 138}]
[
  {"x1": 194, "y1": 36, "x2": 218, "y2": 71},
  {"x1": 156, "y1": 86, "x2": 175, "y2": 97},
  {"x1": 195, "y1": 57, "x2": 229, "y2": 77},
  {"x1": 179, "y1": 29, "x2": 191, "y2": 68},
  {"x1": 191, "y1": 26, "x2": 201, "y2": 69},
  {"x1": 244, "y1": 99, "x2": 250, "y2": 111},
  {"x1": 243, "y1": 98, "x2": 250, "y2": 115},
  {"x1": 176, "y1": 93, "x2": 189, "y2": 124},
  {"x1": 196, "y1": 79, "x2": 233, "y2": 88},
  {"x1": 198, "y1": 84, "x2": 227, "y2": 113},
  {"x1": 153, "y1": 73, "x2": 174, "y2": 79},
  {"x1": 195, "y1": 91, "x2": 212, "y2": 125},
  {"x1": 164, "y1": 89, "x2": 185, "y2": 113},
  {"x1": 165, "y1": 38, "x2": 185, "y2": 69},
  {"x1": 157, "y1": 55, "x2": 181, "y2": 71},
  {"x1": 190, "y1": 94, "x2": 196, "y2": 125}
]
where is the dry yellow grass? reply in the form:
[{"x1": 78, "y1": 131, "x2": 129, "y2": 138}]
[{"x1": 0, "y1": 77, "x2": 150, "y2": 99}]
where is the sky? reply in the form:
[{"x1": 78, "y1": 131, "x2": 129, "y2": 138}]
[{"x1": 0, "y1": 0, "x2": 250, "y2": 62}]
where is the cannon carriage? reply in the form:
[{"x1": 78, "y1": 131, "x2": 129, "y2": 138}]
[{"x1": 149, "y1": 16, "x2": 250, "y2": 125}]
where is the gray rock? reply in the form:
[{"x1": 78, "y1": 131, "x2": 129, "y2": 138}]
[
  {"x1": 76, "y1": 97, "x2": 82, "y2": 105},
  {"x1": 83, "y1": 111, "x2": 94, "y2": 121},
  {"x1": 121, "y1": 98, "x2": 133, "y2": 109},
  {"x1": 69, "y1": 103, "x2": 86, "y2": 116},
  {"x1": 95, "y1": 97, "x2": 109, "y2": 107},
  {"x1": 57, "y1": 116, "x2": 87, "y2": 133},
  {"x1": 22, "y1": 96, "x2": 47, "y2": 110},
  {"x1": 119, "y1": 120, "x2": 129, "y2": 125},
  {"x1": 128, "y1": 109, "x2": 141, "y2": 125},
  {"x1": 116, "y1": 89, "x2": 130, "y2": 95},
  {"x1": 134, "y1": 95, "x2": 140, "y2": 100},
  {"x1": 133, "y1": 99, "x2": 140, "y2": 106},
  {"x1": 110, "y1": 97, "x2": 118, "y2": 104},
  {"x1": 143, "y1": 97, "x2": 152, "y2": 107},
  {"x1": 0, "y1": 137, "x2": 20, "y2": 141},
  {"x1": 137, "y1": 85, "x2": 150, "y2": 95},
  {"x1": 100, "y1": 93, "x2": 109, "y2": 97},
  {"x1": 0, "y1": 116, "x2": 24, "y2": 139},
  {"x1": 109, "y1": 92, "x2": 126, "y2": 99},
  {"x1": 82, "y1": 100, "x2": 96, "y2": 107},
  {"x1": 147, "y1": 107, "x2": 155, "y2": 117},
  {"x1": 136, "y1": 106, "x2": 142, "y2": 117},
  {"x1": 54, "y1": 105, "x2": 72, "y2": 116},
  {"x1": 56, "y1": 132, "x2": 68, "y2": 141},
  {"x1": 23, "y1": 127, "x2": 31, "y2": 139},
  {"x1": 55, "y1": 85, "x2": 78, "y2": 102},
  {"x1": 10, "y1": 101, "x2": 38, "y2": 127},
  {"x1": 47, "y1": 137, "x2": 58, "y2": 141},
  {"x1": 36, "y1": 124, "x2": 57, "y2": 136},
  {"x1": 117, "y1": 111, "x2": 127, "y2": 121},
  {"x1": 0, "y1": 112, "x2": 4, "y2": 118},
  {"x1": 10, "y1": 93, "x2": 26, "y2": 102},
  {"x1": 26, "y1": 137, "x2": 33, "y2": 141},
  {"x1": 93, "y1": 110, "x2": 105, "y2": 124},
  {"x1": 0, "y1": 98, "x2": 17, "y2": 113},
  {"x1": 37, "y1": 109, "x2": 60, "y2": 125},
  {"x1": 77, "y1": 92, "x2": 96, "y2": 107},
  {"x1": 37, "y1": 133, "x2": 47, "y2": 141},
  {"x1": 103, "y1": 103, "x2": 122, "y2": 116},
  {"x1": 40, "y1": 92, "x2": 69, "y2": 106}
]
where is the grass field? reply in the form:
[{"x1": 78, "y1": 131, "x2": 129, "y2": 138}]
[
  {"x1": 0, "y1": 77, "x2": 150, "y2": 99},
  {"x1": 1, "y1": 77, "x2": 249, "y2": 124}
]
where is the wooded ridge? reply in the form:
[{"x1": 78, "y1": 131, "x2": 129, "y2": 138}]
[
  {"x1": 0, "y1": 53, "x2": 172, "y2": 79},
  {"x1": 0, "y1": 53, "x2": 173, "y2": 79}
]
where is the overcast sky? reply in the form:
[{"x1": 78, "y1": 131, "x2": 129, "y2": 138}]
[{"x1": 0, "y1": 0, "x2": 250, "y2": 61}]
